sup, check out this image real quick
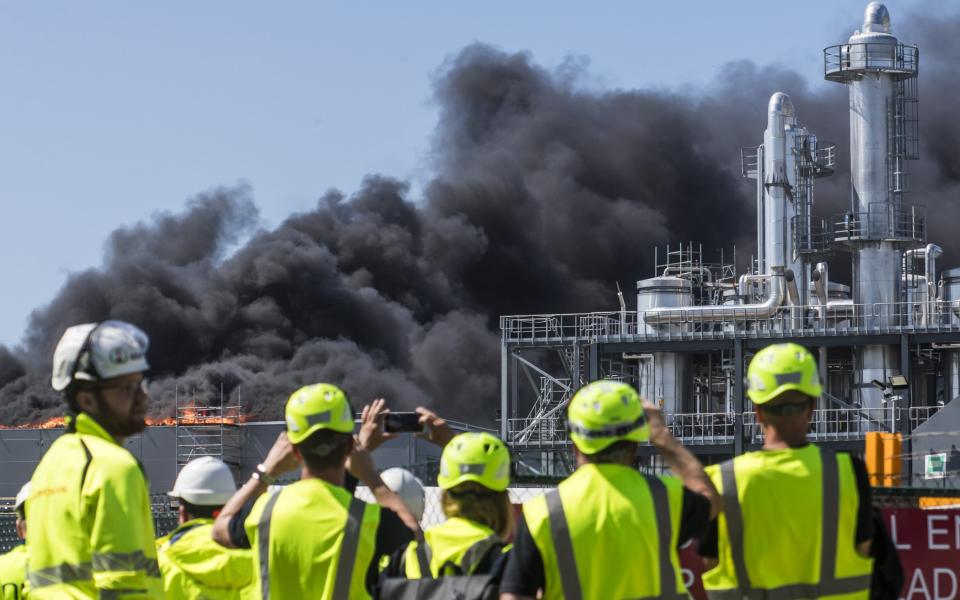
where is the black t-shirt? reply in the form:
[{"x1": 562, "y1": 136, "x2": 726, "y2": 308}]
[
  {"x1": 499, "y1": 486, "x2": 712, "y2": 597},
  {"x1": 697, "y1": 455, "x2": 874, "y2": 558},
  {"x1": 226, "y1": 475, "x2": 414, "y2": 593}
]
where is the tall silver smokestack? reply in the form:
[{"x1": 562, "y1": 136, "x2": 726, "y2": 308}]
[{"x1": 825, "y1": 2, "x2": 921, "y2": 410}]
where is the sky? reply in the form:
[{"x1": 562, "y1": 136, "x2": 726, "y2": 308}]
[{"x1": 0, "y1": 0, "x2": 930, "y2": 346}]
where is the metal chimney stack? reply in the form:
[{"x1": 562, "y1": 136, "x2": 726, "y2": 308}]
[{"x1": 824, "y1": 2, "x2": 922, "y2": 409}]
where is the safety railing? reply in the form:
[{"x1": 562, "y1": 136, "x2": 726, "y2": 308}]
[
  {"x1": 909, "y1": 405, "x2": 943, "y2": 431},
  {"x1": 507, "y1": 408, "x2": 902, "y2": 448},
  {"x1": 824, "y1": 42, "x2": 919, "y2": 81},
  {"x1": 832, "y1": 203, "x2": 926, "y2": 243},
  {"x1": 741, "y1": 146, "x2": 760, "y2": 179},
  {"x1": 505, "y1": 417, "x2": 570, "y2": 447},
  {"x1": 665, "y1": 412, "x2": 735, "y2": 444},
  {"x1": 502, "y1": 300, "x2": 960, "y2": 344}
]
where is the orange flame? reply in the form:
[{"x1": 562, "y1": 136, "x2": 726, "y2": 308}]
[{"x1": 4, "y1": 408, "x2": 250, "y2": 429}]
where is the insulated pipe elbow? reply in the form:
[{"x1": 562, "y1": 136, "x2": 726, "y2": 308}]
[{"x1": 644, "y1": 269, "x2": 785, "y2": 325}]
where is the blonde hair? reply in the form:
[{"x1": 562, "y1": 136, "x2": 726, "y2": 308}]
[{"x1": 440, "y1": 481, "x2": 514, "y2": 540}]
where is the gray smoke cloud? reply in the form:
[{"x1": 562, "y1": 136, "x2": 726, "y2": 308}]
[{"x1": 0, "y1": 3, "x2": 957, "y2": 425}]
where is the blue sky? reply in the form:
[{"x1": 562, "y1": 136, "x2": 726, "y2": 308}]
[{"x1": 0, "y1": 1, "x2": 927, "y2": 345}]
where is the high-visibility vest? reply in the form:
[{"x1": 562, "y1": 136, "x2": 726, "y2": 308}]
[
  {"x1": 401, "y1": 517, "x2": 503, "y2": 579},
  {"x1": 26, "y1": 412, "x2": 162, "y2": 599},
  {"x1": 702, "y1": 445, "x2": 874, "y2": 599},
  {"x1": 523, "y1": 463, "x2": 689, "y2": 600},
  {"x1": 244, "y1": 478, "x2": 381, "y2": 599},
  {"x1": 156, "y1": 518, "x2": 256, "y2": 599},
  {"x1": 0, "y1": 545, "x2": 28, "y2": 600}
]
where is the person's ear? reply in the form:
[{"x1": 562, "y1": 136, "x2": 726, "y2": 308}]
[
  {"x1": 74, "y1": 388, "x2": 97, "y2": 414},
  {"x1": 755, "y1": 405, "x2": 767, "y2": 425},
  {"x1": 291, "y1": 445, "x2": 303, "y2": 461}
]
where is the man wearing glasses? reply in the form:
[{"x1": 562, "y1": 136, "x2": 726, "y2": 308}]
[{"x1": 27, "y1": 320, "x2": 162, "y2": 599}]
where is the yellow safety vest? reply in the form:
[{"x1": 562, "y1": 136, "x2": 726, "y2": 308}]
[
  {"x1": 523, "y1": 463, "x2": 689, "y2": 600},
  {"x1": 401, "y1": 517, "x2": 503, "y2": 579},
  {"x1": 156, "y1": 518, "x2": 256, "y2": 599},
  {"x1": 0, "y1": 545, "x2": 28, "y2": 600},
  {"x1": 26, "y1": 412, "x2": 162, "y2": 599},
  {"x1": 244, "y1": 478, "x2": 381, "y2": 599},
  {"x1": 702, "y1": 445, "x2": 873, "y2": 599}
]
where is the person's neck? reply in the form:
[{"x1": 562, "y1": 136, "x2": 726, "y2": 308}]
[
  {"x1": 81, "y1": 412, "x2": 127, "y2": 445},
  {"x1": 300, "y1": 465, "x2": 345, "y2": 487},
  {"x1": 762, "y1": 427, "x2": 809, "y2": 450}
]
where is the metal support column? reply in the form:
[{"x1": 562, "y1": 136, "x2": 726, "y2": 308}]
[
  {"x1": 588, "y1": 344, "x2": 600, "y2": 381},
  {"x1": 500, "y1": 341, "x2": 509, "y2": 439},
  {"x1": 734, "y1": 339, "x2": 745, "y2": 455},
  {"x1": 572, "y1": 343, "x2": 582, "y2": 390},
  {"x1": 899, "y1": 334, "x2": 912, "y2": 483}
]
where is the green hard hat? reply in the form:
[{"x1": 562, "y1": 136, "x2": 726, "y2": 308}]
[
  {"x1": 746, "y1": 343, "x2": 822, "y2": 405},
  {"x1": 284, "y1": 383, "x2": 354, "y2": 444},
  {"x1": 567, "y1": 380, "x2": 649, "y2": 454},
  {"x1": 437, "y1": 432, "x2": 511, "y2": 492}
]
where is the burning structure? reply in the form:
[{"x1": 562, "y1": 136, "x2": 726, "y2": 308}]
[{"x1": 499, "y1": 2, "x2": 960, "y2": 482}]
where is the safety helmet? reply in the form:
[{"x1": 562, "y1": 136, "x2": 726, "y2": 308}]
[
  {"x1": 168, "y1": 456, "x2": 237, "y2": 506},
  {"x1": 437, "y1": 432, "x2": 510, "y2": 492},
  {"x1": 14, "y1": 482, "x2": 30, "y2": 514},
  {"x1": 284, "y1": 383, "x2": 354, "y2": 444},
  {"x1": 746, "y1": 343, "x2": 822, "y2": 405},
  {"x1": 51, "y1": 321, "x2": 150, "y2": 392},
  {"x1": 567, "y1": 380, "x2": 649, "y2": 454},
  {"x1": 380, "y1": 468, "x2": 426, "y2": 521}
]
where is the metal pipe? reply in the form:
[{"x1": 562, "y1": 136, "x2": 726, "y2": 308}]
[
  {"x1": 813, "y1": 262, "x2": 829, "y2": 306},
  {"x1": 738, "y1": 273, "x2": 770, "y2": 300},
  {"x1": 784, "y1": 269, "x2": 801, "y2": 306},
  {"x1": 661, "y1": 265, "x2": 713, "y2": 284},
  {"x1": 763, "y1": 93, "x2": 793, "y2": 273},
  {"x1": 644, "y1": 268, "x2": 785, "y2": 324}
]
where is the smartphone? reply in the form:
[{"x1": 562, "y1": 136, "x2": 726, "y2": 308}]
[{"x1": 385, "y1": 412, "x2": 423, "y2": 433}]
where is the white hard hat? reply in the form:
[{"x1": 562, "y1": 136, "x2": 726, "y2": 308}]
[
  {"x1": 168, "y1": 457, "x2": 237, "y2": 506},
  {"x1": 381, "y1": 468, "x2": 425, "y2": 521},
  {"x1": 51, "y1": 321, "x2": 150, "y2": 392},
  {"x1": 14, "y1": 482, "x2": 30, "y2": 513}
]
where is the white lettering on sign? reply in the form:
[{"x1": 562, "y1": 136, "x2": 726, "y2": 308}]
[
  {"x1": 933, "y1": 568, "x2": 957, "y2": 600},
  {"x1": 928, "y1": 515, "x2": 950, "y2": 550},
  {"x1": 890, "y1": 514, "x2": 912, "y2": 550},
  {"x1": 905, "y1": 568, "x2": 931, "y2": 600}
]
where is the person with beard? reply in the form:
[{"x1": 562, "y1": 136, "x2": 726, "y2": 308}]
[{"x1": 27, "y1": 321, "x2": 162, "y2": 599}]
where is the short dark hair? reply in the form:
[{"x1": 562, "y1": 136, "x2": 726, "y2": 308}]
[
  {"x1": 297, "y1": 429, "x2": 353, "y2": 473},
  {"x1": 581, "y1": 440, "x2": 638, "y2": 465},
  {"x1": 181, "y1": 500, "x2": 221, "y2": 520},
  {"x1": 758, "y1": 393, "x2": 815, "y2": 418}
]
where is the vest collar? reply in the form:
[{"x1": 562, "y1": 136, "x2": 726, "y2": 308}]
[
  {"x1": 169, "y1": 518, "x2": 214, "y2": 546},
  {"x1": 71, "y1": 412, "x2": 120, "y2": 445}
]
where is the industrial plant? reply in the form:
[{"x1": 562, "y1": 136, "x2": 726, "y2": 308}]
[{"x1": 499, "y1": 2, "x2": 959, "y2": 481}]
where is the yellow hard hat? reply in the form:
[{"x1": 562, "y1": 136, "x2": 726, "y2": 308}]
[
  {"x1": 746, "y1": 343, "x2": 822, "y2": 405},
  {"x1": 437, "y1": 432, "x2": 511, "y2": 492},
  {"x1": 284, "y1": 383, "x2": 354, "y2": 444},
  {"x1": 567, "y1": 380, "x2": 649, "y2": 454}
]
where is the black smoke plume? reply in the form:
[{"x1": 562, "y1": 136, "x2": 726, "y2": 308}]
[{"x1": 1, "y1": 4, "x2": 957, "y2": 425}]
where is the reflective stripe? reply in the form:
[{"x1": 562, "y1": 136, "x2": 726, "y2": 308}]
[
  {"x1": 545, "y1": 490, "x2": 582, "y2": 600},
  {"x1": 415, "y1": 542, "x2": 432, "y2": 579},
  {"x1": 91, "y1": 550, "x2": 160, "y2": 578},
  {"x1": 460, "y1": 535, "x2": 501, "y2": 575},
  {"x1": 644, "y1": 476, "x2": 688, "y2": 600},
  {"x1": 99, "y1": 589, "x2": 147, "y2": 599},
  {"x1": 710, "y1": 448, "x2": 870, "y2": 599},
  {"x1": 720, "y1": 460, "x2": 751, "y2": 590},
  {"x1": 819, "y1": 447, "x2": 839, "y2": 583},
  {"x1": 28, "y1": 561, "x2": 93, "y2": 588},
  {"x1": 258, "y1": 490, "x2": 282, "y2": 600},
  {"x1": 707, "y1": 576, "x2": 873, "y2": 600},
  {"x1": 566, "y1": 415, "x2": 646, "y2": 439},
  {"x1": 331, "y1": 497, "x2": 367, "y2": 600}
]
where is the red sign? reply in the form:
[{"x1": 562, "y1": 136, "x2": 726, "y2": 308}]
[
  {"x1": 675, "y1": 509, "x2": 960, "y2": 600},
  {"x1": 885, "y1": 508, "x2": 960, "y2": 600}
]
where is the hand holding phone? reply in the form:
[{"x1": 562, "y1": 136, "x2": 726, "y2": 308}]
[{"x1": 384, "y1": 412, "x2": 424, "y2": 433}]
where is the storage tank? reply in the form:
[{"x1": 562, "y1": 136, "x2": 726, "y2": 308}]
[{"x1": 637, "y1": 277, "x2": 692, "y2": 413}]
